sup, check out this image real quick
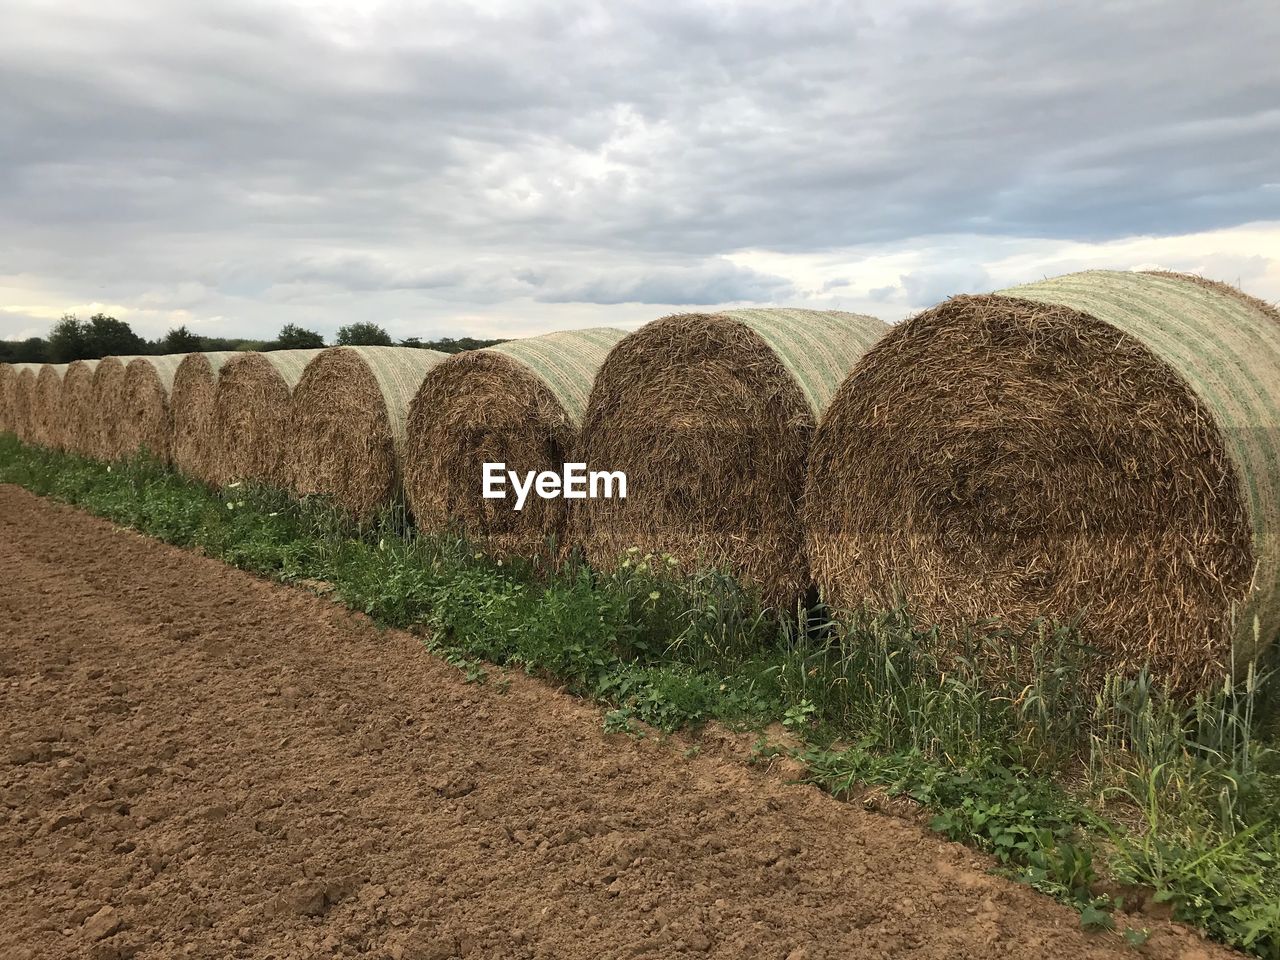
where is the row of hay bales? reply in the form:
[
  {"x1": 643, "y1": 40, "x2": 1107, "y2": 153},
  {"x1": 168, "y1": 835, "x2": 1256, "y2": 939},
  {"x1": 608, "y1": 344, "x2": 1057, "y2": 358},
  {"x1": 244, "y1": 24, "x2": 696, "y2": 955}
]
[{"x1": 2, "y1": 269, "x2": 1277, "y2": 687}]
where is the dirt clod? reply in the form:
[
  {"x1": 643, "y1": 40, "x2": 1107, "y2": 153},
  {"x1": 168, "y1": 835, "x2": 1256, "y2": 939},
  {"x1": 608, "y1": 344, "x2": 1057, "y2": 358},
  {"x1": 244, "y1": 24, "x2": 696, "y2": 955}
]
[{"x1": 82, "y1": 905, "x2": 121, "y2": 941}]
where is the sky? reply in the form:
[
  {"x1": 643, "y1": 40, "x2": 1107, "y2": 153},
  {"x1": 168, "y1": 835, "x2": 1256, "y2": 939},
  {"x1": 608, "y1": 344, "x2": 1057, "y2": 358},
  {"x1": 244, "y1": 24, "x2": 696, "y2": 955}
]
[{"x1": 2, "y1": 0, "x2": 1278, "y2": 344}]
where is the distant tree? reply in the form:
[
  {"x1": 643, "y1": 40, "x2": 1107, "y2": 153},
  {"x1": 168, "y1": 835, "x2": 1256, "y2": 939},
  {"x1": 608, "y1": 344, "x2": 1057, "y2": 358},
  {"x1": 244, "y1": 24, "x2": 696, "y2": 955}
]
[
  {"x1": 159, "y1": 325, "x2": 202, "y2": 354},
  {"x1": 10, "y1": 337, "x2": 51, "y2": 362},
  {"x1": 196, "y1": 336, "x2": 248, "y2": 352},
  {"x1": 418, "y1": 336, "x2": 509, "y2": 354},
  {"x1": 336, "y1": 322, "x2": 393, "y2": 347},
  {"x1": 84, "y1": 313, "x2": 145, "y2": 358},
  {"x1": 48, "y1": 313, "x2": 92, "y2": 362},
  {"x1": 397, "y1": 336, "x2": 424, "y2": 349},
  {"x1": 234, "y1": 340, "x2": 268, "y2": 352},
  {"x1": 268, "y1": 324, "x2": 325, "y2": 351}
]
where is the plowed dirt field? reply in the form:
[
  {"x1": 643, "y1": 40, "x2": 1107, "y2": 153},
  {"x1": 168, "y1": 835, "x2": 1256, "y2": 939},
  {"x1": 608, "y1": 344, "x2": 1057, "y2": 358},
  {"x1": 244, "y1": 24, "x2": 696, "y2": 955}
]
[{"x1": 0, "y1": 485, "x2": 1231, "y2": 959}]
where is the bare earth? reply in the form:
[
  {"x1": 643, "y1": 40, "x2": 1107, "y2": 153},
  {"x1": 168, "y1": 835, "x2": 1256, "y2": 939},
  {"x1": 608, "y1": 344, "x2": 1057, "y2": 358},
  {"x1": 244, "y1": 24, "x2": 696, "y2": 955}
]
[{"x1": 0, "y1": 484, "x2": 1232, "y2": 960}]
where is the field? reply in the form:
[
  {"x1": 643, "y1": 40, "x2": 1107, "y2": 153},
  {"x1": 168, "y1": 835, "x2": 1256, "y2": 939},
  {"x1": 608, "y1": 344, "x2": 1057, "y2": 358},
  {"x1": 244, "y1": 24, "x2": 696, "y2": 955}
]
[{"x1": 2, "y1": 436, "x2": 1279, "y2": 958}]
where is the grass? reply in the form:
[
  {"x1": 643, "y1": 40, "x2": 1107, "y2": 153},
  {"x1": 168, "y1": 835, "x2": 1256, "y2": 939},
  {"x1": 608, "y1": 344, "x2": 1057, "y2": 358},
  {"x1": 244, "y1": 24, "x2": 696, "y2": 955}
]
[{"x1": 2, "y1": 434, "x2": 1279, "y2": 957}]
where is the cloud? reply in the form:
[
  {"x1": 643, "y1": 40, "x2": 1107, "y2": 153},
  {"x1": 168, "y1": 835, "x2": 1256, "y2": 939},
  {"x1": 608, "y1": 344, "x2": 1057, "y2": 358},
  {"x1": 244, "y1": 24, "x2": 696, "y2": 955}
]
[
  {"x1": 0, "y1": 0, "x2": 1277, "y2": 339},
  {"x1": 533, "y1": 259, "x2": 795, "y2": 305}
]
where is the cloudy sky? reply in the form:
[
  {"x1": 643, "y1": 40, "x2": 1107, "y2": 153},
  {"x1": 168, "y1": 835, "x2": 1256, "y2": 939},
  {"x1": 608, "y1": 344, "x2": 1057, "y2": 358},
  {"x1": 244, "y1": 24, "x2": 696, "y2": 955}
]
[{"x1": 2, "y1": 0, "x2": 1278, "y2": 344}]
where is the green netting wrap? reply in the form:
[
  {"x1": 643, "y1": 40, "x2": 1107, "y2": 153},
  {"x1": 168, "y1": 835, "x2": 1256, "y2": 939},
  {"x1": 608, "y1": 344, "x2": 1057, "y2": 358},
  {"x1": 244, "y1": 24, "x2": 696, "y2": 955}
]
[
  {"x1": 171, "y1": 352, "x2": 240, "y2": 485},
  {"x1": 403, "y1": 327, "x2": 627, "y2": 554},
  {"x1": 90, "y1": 356, "x2": 142, "y2": 461},
  {"x1": 32, "y1": 364, "x2": 69, "y2": 449},
  {"x1": 1001, "y1": 270, "x2": 1280, "y2": 668},
  {"x1": 570, "y1": 308, "x2": 889, "y2": 608},
  {"x1": 213, "y1": 349, "x2": 326, "y2": 487},
  {"x1": 59, "y1": 360, "x2": 101, "y2": 457},
  {"x1": 807, "y1": 269, "x2": 1280, "y2": 689},
  {"x1": 118, "y1": 356, "x2": 192, "y2": 462},
  {"x1": 289, "y1": 346, "x2": 448, "y2": 520}
]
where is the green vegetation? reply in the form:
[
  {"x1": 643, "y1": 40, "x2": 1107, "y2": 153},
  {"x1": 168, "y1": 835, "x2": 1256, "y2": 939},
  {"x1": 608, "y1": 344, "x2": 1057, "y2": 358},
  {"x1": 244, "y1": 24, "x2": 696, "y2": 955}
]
[
  {"x1": 268, "y1": 322, "x2": 326, "y2": 351},
  {"x1": 337, "y1": 322, "x2": 394, "y2": 346},
  {"x1": 1, "y1": 313, "x2": 510, "y2": 364},
  {"x1": 1, "y1": 434, "x2": 1277, "y2": 957},
  {"x1": 400, "y1": 335, "x2": 508, "y2": 354}
]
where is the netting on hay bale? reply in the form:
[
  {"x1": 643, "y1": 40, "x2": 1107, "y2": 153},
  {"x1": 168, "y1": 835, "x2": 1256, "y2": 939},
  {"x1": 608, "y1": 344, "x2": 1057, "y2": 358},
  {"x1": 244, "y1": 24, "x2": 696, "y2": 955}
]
[
  {"x1": 805, "y1": 269, "x2": 1280, "y2": 690},
  {"x1": 118, "y1": 355, "x2": 188, "y2": 462},
  {"x1": 403, "y1": 327, "x2": 627, "y2": 556},
  {"x1": 170, "y1": 352, "x2": 239, "y2": 485},
  {"x1": 568, "y1": 308, "x2": 889, "y2": 610},
  {"x1": 212, "y1": 349, "x2": 324, "y2": 489},
  {"x1": 289, "y1": 346, "x2": 448, "y2": 521},
  {"x1": 59, "y1": 360, "x2": 101, "y2": 457},
  {"x1": 89, "y1": 356, "x2": 142, "y2": 461},
  {"x1": 32, "y1": 364, "x2": 70, "y2": 449}
]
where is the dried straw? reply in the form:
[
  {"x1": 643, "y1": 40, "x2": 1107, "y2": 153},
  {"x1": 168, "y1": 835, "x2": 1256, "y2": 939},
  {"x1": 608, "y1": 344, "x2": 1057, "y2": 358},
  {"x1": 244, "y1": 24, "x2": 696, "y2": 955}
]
[
  {"x1": 212, "y1": 349, "x2": 323, "y2": 488},
  {"x1": 89, "y1": 356, "x2": 142, "y2": 461},
  {"x1": 170, "y1": 352, "x2": 239, "y2": 484},
  {"x1": 404, "y1": 327, "x2": 626, "y2": 555},
  {"x1": 0, "y1": 363, "x2": 32, "y2": 435},
  {"x1": 32, "y1": 364, "x2": 70, "y2": 449},
  {"x1": 11, "y1": 367, "x2": 38, "y2": 443},
  {"x1": 570, "y1": 309, "x2": 888, "y2": 608},
  {"x1": 117, "y1": 356, "x2": 187, "y2": 462},
  {"x1": 289, "y1": 346, "x2": 447, "y2": 520},
  {"x1": 806, "y1": 269, "x2": 1280, "y2": 689},
  {"x1": 59, "y1": 360, "x2": 102, "y2": 457}
]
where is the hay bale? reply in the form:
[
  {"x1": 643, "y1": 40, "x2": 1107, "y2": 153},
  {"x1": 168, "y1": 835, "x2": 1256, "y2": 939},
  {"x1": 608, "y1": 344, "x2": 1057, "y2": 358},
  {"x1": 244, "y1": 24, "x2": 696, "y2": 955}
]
[
  {"x1": 569, "y1": 309, "x2": 888, "y2": 608},
  {"x1": 806, "y1": 269, "x2": 1280, "y2": 689},
  {"x1": 403, "y1": 327, "x2": 627, "y2": 555},
  {"x1": 0, "y1": 363, "x2": 10, "y2": 433},
  {"x1": 212, "y1": 349, "x2": 324, "y2": 488},
  {"x1": 32, "y1": 364, "x2": 70, "y2": 449},
  {"x1": 58, "y1": 360, "x2": 102, "y2": 457},
  {"x1": 89, "y1": 356, "x2": 142, "y2": 461},
  {"x1": 11, "y1": 367, "x2": 38, "y2": 443},
  {"x1": 0, "y1": 363, "x2": 21, "y2": 434},
  {"x1": 2, "y1": 363, "x2": 36, "y2": 436},
  {"x1": 116, "y1": 356, "x2": 188, "y2": 462},
  {"x1": 170, "y1": 352, "x2": 239, "y2": 485},
  {"x1": 289, "y1": 346, "x2": 448, "y2": 520}
]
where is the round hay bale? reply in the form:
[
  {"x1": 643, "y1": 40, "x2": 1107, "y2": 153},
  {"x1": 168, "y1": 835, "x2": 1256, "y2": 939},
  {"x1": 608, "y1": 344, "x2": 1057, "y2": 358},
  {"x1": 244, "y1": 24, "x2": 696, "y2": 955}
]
[
  {"x1": 806, "y1": 269, "x2": 1280, "y2": 689},
  {"x1": 1, "y1": 363, "x2": 39, "y2": 436},
  {"x1": 116, "y1": 356, "x2": 187, "y2": 462},
  {"x1": 32, "y1": 364, "x2": 70, "y2": 449},
  {"x1": 89, "y1": 356, "x2": 142, "y2": 461},
  {"x1": 11, "y1": 367, "x2": 39, "y2": 443},
  {"x1": 212, "y1": 349, "x2": 324, "y2": 488},
  {"x1": 569, "y1": 309, "x2": 888, "y2": 608},
  {"x1": 289, "y1": 345, "x2": 448, "y2": 520},
  {"x1": 171, "y1": 352, "x2": 239, "y2": 485},
  {"x1": 0, "y1": 363, "x2": 19, "y2": 434},
  {"x1": 404, "y1": 327, "x2": 627, "y2": 555},
  {"x1": 58, "y1": 359, "x2": 102, "y2": 457}
]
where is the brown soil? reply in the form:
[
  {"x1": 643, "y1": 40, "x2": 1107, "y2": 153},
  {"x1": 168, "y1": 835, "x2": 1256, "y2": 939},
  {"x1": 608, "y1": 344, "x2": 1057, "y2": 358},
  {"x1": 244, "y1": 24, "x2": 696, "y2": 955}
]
[{"x1": 0, "y1": 485, "x2": 1231, "y2": 960}]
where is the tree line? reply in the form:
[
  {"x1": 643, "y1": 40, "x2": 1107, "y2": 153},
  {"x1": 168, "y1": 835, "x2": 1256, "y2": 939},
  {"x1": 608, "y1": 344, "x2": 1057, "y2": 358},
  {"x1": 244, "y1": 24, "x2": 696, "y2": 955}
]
[{"x1": 0, "y1": 314, "x2": 506, "y2": 364}]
